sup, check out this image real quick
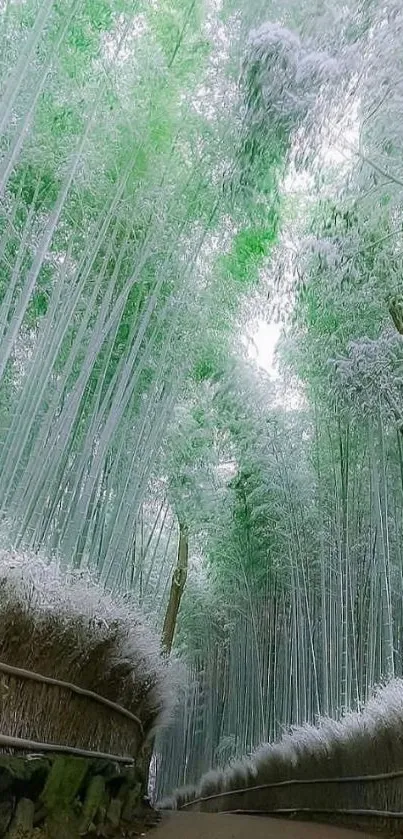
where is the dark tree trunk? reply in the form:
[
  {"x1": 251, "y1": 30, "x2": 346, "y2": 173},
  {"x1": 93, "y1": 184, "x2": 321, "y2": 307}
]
[
  {"x1": 143, "y1": 521, "x2": 189, "y2": 796},
  {"x1": 161, "y1": 522, "x2": 189, "y2": 653}
]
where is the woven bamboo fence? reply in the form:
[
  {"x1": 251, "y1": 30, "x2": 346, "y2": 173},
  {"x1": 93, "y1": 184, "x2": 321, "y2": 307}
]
[
  {"x1": 162, "y1": 679, "x2": 403, "y2": 838},
  {"x1": 0, "y1": 551, "x2": 174, "y2": 838}
]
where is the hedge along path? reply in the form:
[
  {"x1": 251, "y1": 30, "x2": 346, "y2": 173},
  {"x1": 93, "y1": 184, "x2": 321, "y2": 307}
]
[
  {"x1": 177, "y1": 772, "x2": 403, "y2": 828},
  {"x1": 179, "y1": 768, "x2": 403, "y2": 810},
  {"x1": 0, "y1": 659, "x2": 144, "y2": 761}
]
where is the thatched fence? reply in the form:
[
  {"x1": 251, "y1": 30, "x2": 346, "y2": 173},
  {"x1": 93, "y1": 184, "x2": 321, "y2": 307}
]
[
  {"x1": 162, "y1": 680, "x2": 403, "y2": 837},
  {"x1": 0, "y1": 551, "x2": 175, "y2": 838}
]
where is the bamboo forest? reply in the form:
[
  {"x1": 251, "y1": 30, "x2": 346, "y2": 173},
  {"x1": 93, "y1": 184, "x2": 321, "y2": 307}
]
[{"x1": 1, "y1": 0, "x2": 403, "y2": 831}]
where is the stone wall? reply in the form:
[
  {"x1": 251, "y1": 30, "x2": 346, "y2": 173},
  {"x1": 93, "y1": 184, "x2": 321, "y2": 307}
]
[{"x1": 0, "y1": 753, "x2": 150, "y2": 838}]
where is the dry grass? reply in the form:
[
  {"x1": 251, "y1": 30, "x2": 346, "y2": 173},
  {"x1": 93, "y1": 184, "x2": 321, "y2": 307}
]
[
  {"x1": 0, "y1": 549, "x2": 177, "y2": 759},
  {"x1": 163, "y1": 679, "x2": 403, "y2": 825}
]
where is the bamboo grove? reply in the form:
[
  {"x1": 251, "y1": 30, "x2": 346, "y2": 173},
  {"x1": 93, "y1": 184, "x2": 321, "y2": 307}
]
[{"x1": 1, "y1": 0, "x2": 403, "y2": 805}]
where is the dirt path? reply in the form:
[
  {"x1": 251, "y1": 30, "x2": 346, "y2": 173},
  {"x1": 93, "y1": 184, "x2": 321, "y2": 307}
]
[{"x1": 149, "y1": 812, "x2": 377, "y2": 838}]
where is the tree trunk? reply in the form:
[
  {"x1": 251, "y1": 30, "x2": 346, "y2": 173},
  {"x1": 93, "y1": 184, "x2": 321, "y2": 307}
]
[
  {"x1": 161, "y1": 522, "x2": 189, "y2": 653},
  {"x1": 143, "y1": 521, "x2": 189, "y2": 796}
]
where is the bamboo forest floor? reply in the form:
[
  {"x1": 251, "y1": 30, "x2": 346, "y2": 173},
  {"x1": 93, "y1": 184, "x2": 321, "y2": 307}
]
[{"x1": 148, "y1": 812, "x2": 378, "y2": 839}]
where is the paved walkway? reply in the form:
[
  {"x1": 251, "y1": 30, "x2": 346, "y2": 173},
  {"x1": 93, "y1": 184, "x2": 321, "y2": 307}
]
[{"x1": 150, "y1": 812, "x2": 377, "y2": 838}]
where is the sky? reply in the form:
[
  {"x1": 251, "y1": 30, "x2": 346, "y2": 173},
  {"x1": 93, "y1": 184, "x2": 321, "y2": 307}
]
[{"x1": 247, "y1": 318, "x2": 281, "y2": 376}]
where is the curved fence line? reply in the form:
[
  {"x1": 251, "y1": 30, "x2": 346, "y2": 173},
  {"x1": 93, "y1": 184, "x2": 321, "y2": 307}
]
[
  {"x1": 0, "y1": 659, "x2": 144, "y2": 735},
  {"x1": 180, "y1": 767, "x2": 403, "y2": 810},
  {"x1": 0, "y1": 732, "x2": 134, "y2": 764},
  {"x1": 219, "y1": 808, "x2": 403, "y2": 819}
]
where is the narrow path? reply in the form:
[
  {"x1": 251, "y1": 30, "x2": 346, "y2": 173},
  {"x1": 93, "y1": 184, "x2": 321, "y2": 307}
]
[{"x1": 150, "y1": 812, "x2": 377, "y2": 838}]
